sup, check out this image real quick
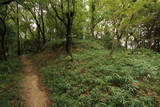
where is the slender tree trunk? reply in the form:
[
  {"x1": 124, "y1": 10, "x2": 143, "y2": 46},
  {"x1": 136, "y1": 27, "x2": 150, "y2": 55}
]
[
  {"x1": 91, "y1": 0, "x2": 95, "y2": 37},
  {"x1": 54, "y1": 16, "x2": 58, "y2": 37},
  {"x1": 17, "y1": 3, "x2": 21, "y2": 56},
  {"x1": 37, "y1": 27, "x2": 41, "y2": 51},
  {"x1": 40, "y1": 7, "x2": 46, "y2": 44},
  {"x1": 82, "y1": 0, "x2": 85, "y2": 39},
  {"x1": 0, "y1": 17, "x2": 7, "y2": 60},
  {"x1": 109, "y1": 28, "x2": 117, "y2": 57},
  {"x1": 109, "y1": 40, "x2": 114, "y2": 57},
  {"x1": 1, "y1": 33, "x2": 6, "y2": 60},
  {"x1": 37, "y1": 6, "x2": 42, "y2": 51},
  {"x1": 125, "y1": 36, "x2": 129, "y2": 49}
]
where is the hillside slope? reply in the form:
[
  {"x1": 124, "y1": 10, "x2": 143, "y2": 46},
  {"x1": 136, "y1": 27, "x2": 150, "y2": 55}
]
[{"x1": 31, "y1": 40, "x2": 160, "y2": 107}]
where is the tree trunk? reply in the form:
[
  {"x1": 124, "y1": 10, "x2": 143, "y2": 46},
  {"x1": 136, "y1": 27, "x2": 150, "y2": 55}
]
[
  {"x1": 37, "y1": 27, "x2": 41, "y2": 52},
  {"x1": 125, "y1": 36, "x2": 129, "y2": 49},
  {"x1": 0, "y1": 17, "x2": 7, "y2": 60},
  {"x1": 40, "y1": 7, "x2": 46, "y2": 44},
  {"x1": 17, "y1": 3, "x2": 21, "y2": 56},
  {"x1": 1, "y1": 33, "x2": 6, "y2": 60},
  {"x1": 91, "y1": 0, "x2": 95, "y2": 37},
  {"x1": 65, "y1": 0, "x2": 73, "y2": 60},
  {"x1": 66, "y1": 27, "x2": 72, "y2": 58}
]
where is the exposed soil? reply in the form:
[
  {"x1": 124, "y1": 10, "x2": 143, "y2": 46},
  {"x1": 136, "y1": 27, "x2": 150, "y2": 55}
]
[{"x1": 20, "y1": 56, "x2": 51, "y2": 107}]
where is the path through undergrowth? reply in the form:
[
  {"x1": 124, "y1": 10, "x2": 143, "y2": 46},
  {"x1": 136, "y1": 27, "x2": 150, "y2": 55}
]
[{"x1": 20, "y1": 56, "x2": 50, "y2": 107}]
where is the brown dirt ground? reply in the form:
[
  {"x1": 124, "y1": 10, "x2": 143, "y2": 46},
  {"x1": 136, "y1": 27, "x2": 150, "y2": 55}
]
[{"x1": 20, "y1": 56, "x2": 51, "y2": 107}]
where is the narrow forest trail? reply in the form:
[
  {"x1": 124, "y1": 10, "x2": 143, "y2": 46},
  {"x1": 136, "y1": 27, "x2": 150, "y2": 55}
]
[{"x1": 20, "y1": 56, "x2": 51, "y2": 107}]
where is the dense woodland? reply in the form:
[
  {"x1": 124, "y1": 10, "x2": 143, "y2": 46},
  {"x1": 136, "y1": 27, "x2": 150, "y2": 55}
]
[{"x1": 0, "y1": 0, "x2": 160, "y2": 107}]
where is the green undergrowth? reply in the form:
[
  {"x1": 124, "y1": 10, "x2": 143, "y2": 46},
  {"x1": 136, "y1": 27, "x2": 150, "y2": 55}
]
[
  {"x1": 0, "y1": 57, "x2": 23, "y2": 107},
  {"x1": 31, "y1": 40, "x2": 160, "y2": 107}
]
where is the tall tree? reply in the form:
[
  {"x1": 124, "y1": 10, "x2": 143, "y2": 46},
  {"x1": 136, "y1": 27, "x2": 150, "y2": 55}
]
[{"x1": 50, "y1": 0, "x2": 75, "y2": 59}]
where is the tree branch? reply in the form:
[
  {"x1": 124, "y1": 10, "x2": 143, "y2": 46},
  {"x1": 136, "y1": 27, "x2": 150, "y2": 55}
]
[
  {"x1": 0, "y1": 0, "x2": 15, "y2": 5},
  {"x1": 49, "y1": 0, "x2": 67, "y2": 26}
]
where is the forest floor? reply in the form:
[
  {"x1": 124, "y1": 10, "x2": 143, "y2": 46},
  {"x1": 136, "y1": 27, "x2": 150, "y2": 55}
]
[
  {"x1": 29, "y1": 40, "x2": 160, "y2": 106},
  {"x1": 20, "y1": 56, "x2": 51, "y2": 107}
]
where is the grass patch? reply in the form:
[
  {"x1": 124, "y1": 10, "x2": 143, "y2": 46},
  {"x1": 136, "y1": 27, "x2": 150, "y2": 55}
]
[{"x1": 0, "y1": 57, "x2": 23, "y2": 107}]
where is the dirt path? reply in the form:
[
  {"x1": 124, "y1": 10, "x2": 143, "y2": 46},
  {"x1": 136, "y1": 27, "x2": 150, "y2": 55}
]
[{"x1": 20, "y1": 56, "x2": 50, "y2": 107}]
